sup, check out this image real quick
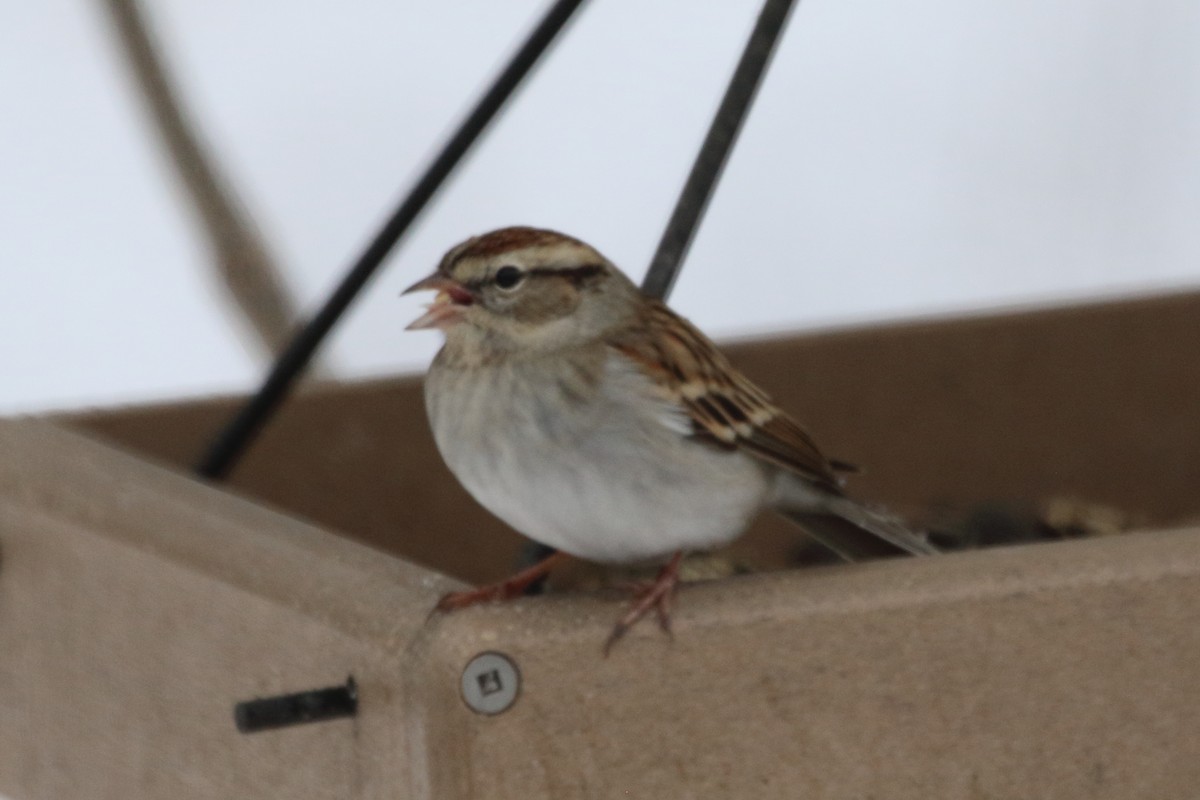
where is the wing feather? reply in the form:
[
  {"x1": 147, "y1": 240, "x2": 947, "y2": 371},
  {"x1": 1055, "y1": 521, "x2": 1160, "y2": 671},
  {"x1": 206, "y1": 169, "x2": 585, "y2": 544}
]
[{"x1": 609, "y1": 300, "x2": 843, "y2": 492}]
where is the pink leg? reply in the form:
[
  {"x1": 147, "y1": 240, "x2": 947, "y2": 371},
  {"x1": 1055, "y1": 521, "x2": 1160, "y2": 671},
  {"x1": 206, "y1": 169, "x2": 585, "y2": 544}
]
[
  {"x1": 437, "y1": 551, "x2": 570, "y2": 611},
  {"x1": 604, "y1": 551, "x2": 684, "y2": 656}
]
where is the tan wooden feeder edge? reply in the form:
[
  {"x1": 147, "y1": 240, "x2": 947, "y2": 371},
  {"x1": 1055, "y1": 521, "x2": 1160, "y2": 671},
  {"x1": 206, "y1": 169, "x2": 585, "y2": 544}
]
[{"x1": 2, "y1": 288, "x2": 1199, "y2": 799}]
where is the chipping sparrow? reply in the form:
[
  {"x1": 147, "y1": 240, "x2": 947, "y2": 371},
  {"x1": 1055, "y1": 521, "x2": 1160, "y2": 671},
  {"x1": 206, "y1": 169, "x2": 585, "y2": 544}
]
[{"x1": 406, "y1": 227, "x2": 935, "y2": 650}]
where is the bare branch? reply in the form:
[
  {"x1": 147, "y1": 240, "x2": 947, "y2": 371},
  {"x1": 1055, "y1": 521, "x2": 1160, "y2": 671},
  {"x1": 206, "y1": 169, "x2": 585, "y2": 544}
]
[{"x1": 102, "y1": 0, "x2": 318, "y2": 368}]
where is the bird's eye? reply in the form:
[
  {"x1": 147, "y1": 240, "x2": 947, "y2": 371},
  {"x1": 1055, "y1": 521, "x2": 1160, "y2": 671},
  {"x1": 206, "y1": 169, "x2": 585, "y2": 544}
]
[{"x1": 494, "y1": 265, "x2": 524, "y2": 290}]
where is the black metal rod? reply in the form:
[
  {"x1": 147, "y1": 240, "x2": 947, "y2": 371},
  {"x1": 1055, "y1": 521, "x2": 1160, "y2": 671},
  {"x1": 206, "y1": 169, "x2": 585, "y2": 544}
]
[
  {"x1": 196, "y1": 0, "x2": 588, "y2": 480},
  {"x1": 640, "y1": 0, "x2": 799, "y2": 301},
  {"x1": 520, "y1": 0, "x2": 799, "y2": 580},
  {"x1": 234, "y1": 677, "x2": 358, "y2": 734}
]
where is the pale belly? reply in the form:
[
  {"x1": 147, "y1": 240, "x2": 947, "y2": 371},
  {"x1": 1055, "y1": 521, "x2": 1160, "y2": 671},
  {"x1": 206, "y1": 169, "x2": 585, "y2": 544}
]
[{"x1": 425, "y1": 353, "x2": 770, "y2": 563}]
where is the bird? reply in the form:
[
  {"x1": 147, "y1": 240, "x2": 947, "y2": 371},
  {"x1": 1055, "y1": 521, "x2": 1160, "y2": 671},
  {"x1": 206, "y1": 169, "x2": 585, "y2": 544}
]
[{"x1": 404, "y1": 226, "x2": 935, "y2": 651}]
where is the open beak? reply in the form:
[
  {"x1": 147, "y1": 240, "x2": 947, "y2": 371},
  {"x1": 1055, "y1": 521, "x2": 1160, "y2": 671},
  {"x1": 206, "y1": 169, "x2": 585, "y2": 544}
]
[{"x1": 402, "y1": 273, "x2": 475, "y2": 330}]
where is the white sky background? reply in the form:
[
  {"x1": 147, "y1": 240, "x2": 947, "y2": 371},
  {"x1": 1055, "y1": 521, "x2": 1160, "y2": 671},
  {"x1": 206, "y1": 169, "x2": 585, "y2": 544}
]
[{"x1": 2, "y1": 1, "x2": 1198, "y2": 415}]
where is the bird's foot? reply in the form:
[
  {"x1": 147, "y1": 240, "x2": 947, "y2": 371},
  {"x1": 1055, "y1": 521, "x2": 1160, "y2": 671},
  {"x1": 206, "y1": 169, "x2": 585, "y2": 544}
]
[
  {"x1": 603, "y1": 551, "x2": 684, "y2": 656},
  {"x1": 436, "y1": 551, "x2": 569, "y2": 611}
]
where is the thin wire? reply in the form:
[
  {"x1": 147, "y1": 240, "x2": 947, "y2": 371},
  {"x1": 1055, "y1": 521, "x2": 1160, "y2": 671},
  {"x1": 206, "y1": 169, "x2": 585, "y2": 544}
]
[
  {"x1": 640, "y1": 0, "x2": 799, "y2": 301},
  {"x1": 195, "y1": 0, "x2": 588, "y2": 479}
]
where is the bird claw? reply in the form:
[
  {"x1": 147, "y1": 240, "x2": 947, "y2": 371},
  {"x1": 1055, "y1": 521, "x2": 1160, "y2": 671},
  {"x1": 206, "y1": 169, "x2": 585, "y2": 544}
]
[
  {"x1": 434, "y1": 551, "x2": 569, "y2": 613},
  {"x1": 436, "y1": 585, "x2": 506, "y2": 611},
  {"x1": 603, "y1": 551, "x2": 683, "y2": 656}
]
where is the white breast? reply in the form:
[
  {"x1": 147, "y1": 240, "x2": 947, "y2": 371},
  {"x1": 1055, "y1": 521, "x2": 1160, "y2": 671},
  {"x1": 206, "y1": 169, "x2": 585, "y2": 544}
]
[{"x1": 424, "y1": 350, "x2": 770, "y2": 563}]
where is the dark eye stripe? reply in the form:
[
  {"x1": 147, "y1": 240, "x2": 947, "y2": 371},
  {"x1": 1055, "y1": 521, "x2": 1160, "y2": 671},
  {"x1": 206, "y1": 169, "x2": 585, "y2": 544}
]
[
  {"x1": 528, "y1": 263, "x2": 605, "y2": 286},
  {"x1": 459, "y1": 262, "x2": 605, "y2": 292}
]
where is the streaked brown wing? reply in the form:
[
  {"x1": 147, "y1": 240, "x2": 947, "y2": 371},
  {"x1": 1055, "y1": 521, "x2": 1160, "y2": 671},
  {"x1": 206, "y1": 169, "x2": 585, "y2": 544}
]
[{"x1": 610, "y1": 300, "x2": 842, "y2": 492}]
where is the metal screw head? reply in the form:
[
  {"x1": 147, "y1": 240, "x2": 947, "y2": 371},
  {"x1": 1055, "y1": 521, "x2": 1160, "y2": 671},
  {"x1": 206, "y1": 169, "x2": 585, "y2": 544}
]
[{"x1": 461, "y1": 651, "x2": 520, "y2": 715}]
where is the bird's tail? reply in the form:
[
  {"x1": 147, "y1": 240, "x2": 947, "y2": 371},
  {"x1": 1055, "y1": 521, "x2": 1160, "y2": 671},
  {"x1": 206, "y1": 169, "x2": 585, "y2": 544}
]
[{"x1": 779, "y1": 495, "x2": 938, "y2": 562}]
